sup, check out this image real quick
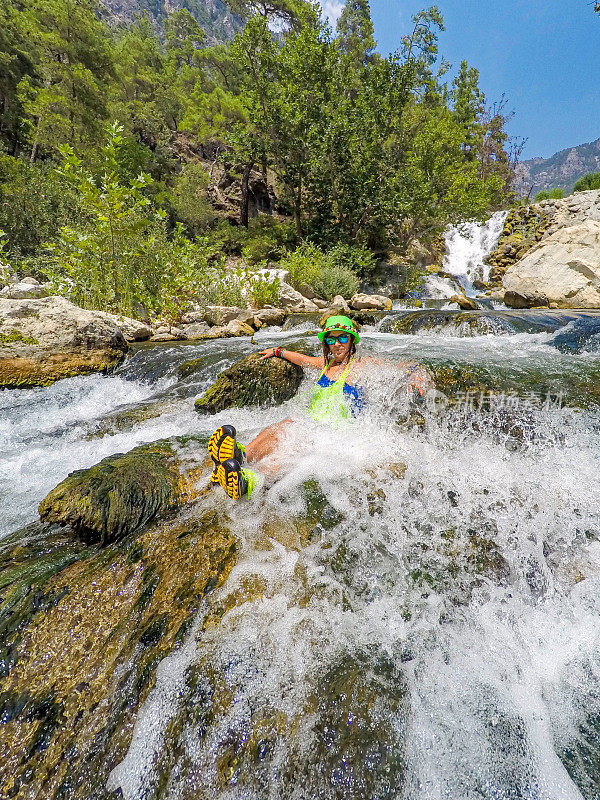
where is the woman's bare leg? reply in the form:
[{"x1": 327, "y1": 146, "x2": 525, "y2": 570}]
[{"x1": 245, "y1": 418, "x2": 294, "y2": 464}]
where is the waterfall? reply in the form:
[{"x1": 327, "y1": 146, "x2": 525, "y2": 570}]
[{"x1": 423, "y1": 211, "x2": 508, "y2": 299}]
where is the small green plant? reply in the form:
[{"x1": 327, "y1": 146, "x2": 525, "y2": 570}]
[
  {"x1": 247, "y1": 268, "x2": 280, "y2": 308},
  {"x1": 534, "y1": 188, "x2": 564, "y2": 201},
  {"x1": 0, "y1": 330, "x2": 39, "y2": 345}
]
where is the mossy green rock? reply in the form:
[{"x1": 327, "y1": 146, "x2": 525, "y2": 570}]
[
  {"x1": 39, "y1": 438, "x2": 208, "y2": 545},
  {"x1": 195, "y1": 352, "x2": 304, "y2": 415},
  {"x1": 0, "y1": 505, "x2": 237, "y2": 800}
]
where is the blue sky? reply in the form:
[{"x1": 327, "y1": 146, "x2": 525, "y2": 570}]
[{"x1": 324, "y1": 0, "x2": 600, "y2": 160}]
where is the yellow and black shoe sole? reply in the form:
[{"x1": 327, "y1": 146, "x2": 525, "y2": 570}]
[
  {"x1": 208, "y1": 425, "x2": 237, "y2": 465},
  {"x1": 215, "y1": 459, "x2": 248, "y2": 501},
  {"x1": 210, "y1": 467, "x2": 220, "y2": 485}
]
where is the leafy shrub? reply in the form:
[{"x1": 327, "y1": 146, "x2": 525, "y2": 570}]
[
  {"x1": 211, "y1": 220, "x2": 249, "y2": 255},
  {"x1": 534, "y1": 188, "x2": 564, "y2": 201},
  {"x1": 280, "y1": 243, "x2": 323, "y2": 290},
  {"x1": 170, "y1": 163, "x2": 216, "y2": 236},
  {"x1": 312, "y1": 267, "x2": 359, "y2": 301},
  {"x1": 242, "y1": 235, "x2": 281, "y2": 265},
  {"x1": 0, "y1": 155, "x2": 80, "y2": 263},
  {"x1": 325, "y1": 243, "x2": 377, "y2": 279},
  {"x1": 573, "y1": 172, "x2": 600, "y2": 193},
  {"x1": 279, "y1": 243, "x2": 360, "y2": 301}
]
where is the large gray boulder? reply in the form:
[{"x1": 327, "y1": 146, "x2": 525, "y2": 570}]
[
  {"x1": 278, "y1": 281, "x2": 319, "y2": 312},
  {"x1": 350, "y1": 292, "x2": 393, "y2": 311},
  {"x1": 503, "y1": 219, "x2": 600, "y2": 308},
  {"x1": 0, "y1": 295, "x2": 127, "y2": 387},
  {"x1": 94, "y1": 310, "x2": 152, "y2": 341}
]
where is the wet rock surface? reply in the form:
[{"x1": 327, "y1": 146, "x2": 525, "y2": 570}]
[
  {"x1": 0, "y1": 503, "x2": 237, "y2": 800},
  {"x1": 195, "y1": 352, "x2": 304, "y2": 414},
  {"x1": 38, "y1": 437, "x2": 208, "y2": 545}
]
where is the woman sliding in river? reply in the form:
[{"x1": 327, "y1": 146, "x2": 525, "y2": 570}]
[{"x1": 208, "y1": 315, "x2": 431, "y2": 500}]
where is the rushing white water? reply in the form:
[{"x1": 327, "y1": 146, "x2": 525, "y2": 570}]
[
  {"x1": 423, "y1": 211, "x2": 508, "y2": 299},
  {"x1": 3, "y1": 309, "x2": 600, "y2": 799},
  {"x1": 107, "y1": 356, "x2": 600, "y2": 800}
]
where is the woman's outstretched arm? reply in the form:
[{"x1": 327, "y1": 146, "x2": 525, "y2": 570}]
[{"x1": 259, "y1": 347, "x2": 325, "y2": 369}]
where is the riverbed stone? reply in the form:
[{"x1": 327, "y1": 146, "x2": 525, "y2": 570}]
[
  {"x1": 195, "y1": 352, "x2": 303, "y2": 414},
  {"x1": 350, "y1": 292, "x2": 393, "y2": 311},
  {"x1": 94, "y1": 311, "x2": 152, "y2": 341},
  {"x1": 38, "y1": 437, "x2": 207, "y2": 545},
  {"x1": 278, "y1": 281, "x2": 319, "y2": 312},
  {"x1": 0, "y1": 295, "x2": 127, "y2": 387},
  {"x1": 0, "y1": 280, "x2": 49, "y2": 299},
  {"x1": 181, "y1": 321, "x2": 212, "y2": 339},
  {"x1": 254, "y1": 307, "x2": 286, "y2": 326},
  {"x1": 203, "y1": 305, "x2": 243, "y2": 327},
  {"x1": 449, "y1": 294, "x2": 479, "y2": 311}
]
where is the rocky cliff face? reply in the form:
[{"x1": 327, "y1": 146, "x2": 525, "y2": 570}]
[
  {"x1": 99, "y1": 0, "x2": 245, "y2": 43},
  {"x1": 515, "y1": 138, "x2": 600, "y2": 198},
  {"x1": 486, "y1": 190, "x2": 600, "y2": 309}
]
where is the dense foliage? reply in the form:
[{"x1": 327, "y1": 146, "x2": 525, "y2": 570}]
[
  {"x1": 0, "y1": 0, "x2": 517, "y2": 318},
  {"x1": 534, "y1": 188, "x2": 564, "y2": 201},
  {"x1": 573, "y1": 172, "x2": 600, "y2": 193}
]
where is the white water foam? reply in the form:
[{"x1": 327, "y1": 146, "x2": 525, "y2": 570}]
[{"x1": 107, "y1": 360, "x2": 600, "y2": 800}]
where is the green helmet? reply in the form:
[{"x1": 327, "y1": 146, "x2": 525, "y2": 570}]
[{"x1": 318, "y1": 315, "x2": 360, "y2": 344}]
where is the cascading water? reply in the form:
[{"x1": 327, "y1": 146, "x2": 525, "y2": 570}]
[
  {"x1": 423, "y1": 211, "x2": 508, "y2": 299},
  {"x1": 3, "y1": 309, "x2": 600, "y2": 800}
]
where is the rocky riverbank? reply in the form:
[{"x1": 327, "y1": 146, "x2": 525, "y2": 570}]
[
  {"x1": 0, "y1": 284, "x2": 393, "y2": 388},
  {"x1": 484, "y1": 189, "x2": 600, "y2": 308}
]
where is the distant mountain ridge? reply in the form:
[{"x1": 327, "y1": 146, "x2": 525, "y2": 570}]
[
  {"x1": 98, "y1": 0, "x2": 244, "y2": 43},
  {"x1": 515, "y1": 137, "x2": 600, "y2": 198}
]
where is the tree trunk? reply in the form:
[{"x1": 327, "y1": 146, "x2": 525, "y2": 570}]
[
  {"x1": 240, "y1": 161, "x2": 254, "y2": 228},
  {"x1": 294, "y1": 178, "x2": 302, "y2": 239}
]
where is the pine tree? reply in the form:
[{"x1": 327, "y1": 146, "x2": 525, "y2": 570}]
[
  {"x1": 17, "y1": 0, "x2": 112, "y2": 161},
  {"x1": 336, "y1": 0, "x2": 376, "y2": 66}
]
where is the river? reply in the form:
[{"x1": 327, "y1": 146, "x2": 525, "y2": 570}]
[{"x1": 2, "y1": 220, "x2": 600, "y2": 799}]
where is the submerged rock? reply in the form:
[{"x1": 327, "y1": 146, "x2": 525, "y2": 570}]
[
  {"x1": 195, "y1": 352, "x2": 303, "y2": 414},
  {"x1": 0, "y1": 504, "x2": 237, "y2": 800},
  {"x1": 450, "y1": 294, "x2": 479, "y2": 311},
  {"x1": 0, "y1": 296, "x2": 127, "y2": 388},
  {"x1": 38, "y1": 437, "x2": 208, "y2": 545}
]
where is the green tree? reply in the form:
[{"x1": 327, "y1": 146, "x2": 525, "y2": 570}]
[
  {"x1": 42, "y1": 124, "x2": 167, "y2": 313},
  {"x1": 451, "y1": 60, "x2": 485, "y2": 160},
  {"x1": 17, "y1": 0, "x2": 112, "y2": 161},
  {"x1": 573, "y1": 172, "x2": 600, "y2": 192},
  {"x1": 0, "y1": 0, "x2": 36, "y2": 153},
  {"x1": 336, "y1": 0, "x2": 376, "y2": 66}
]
